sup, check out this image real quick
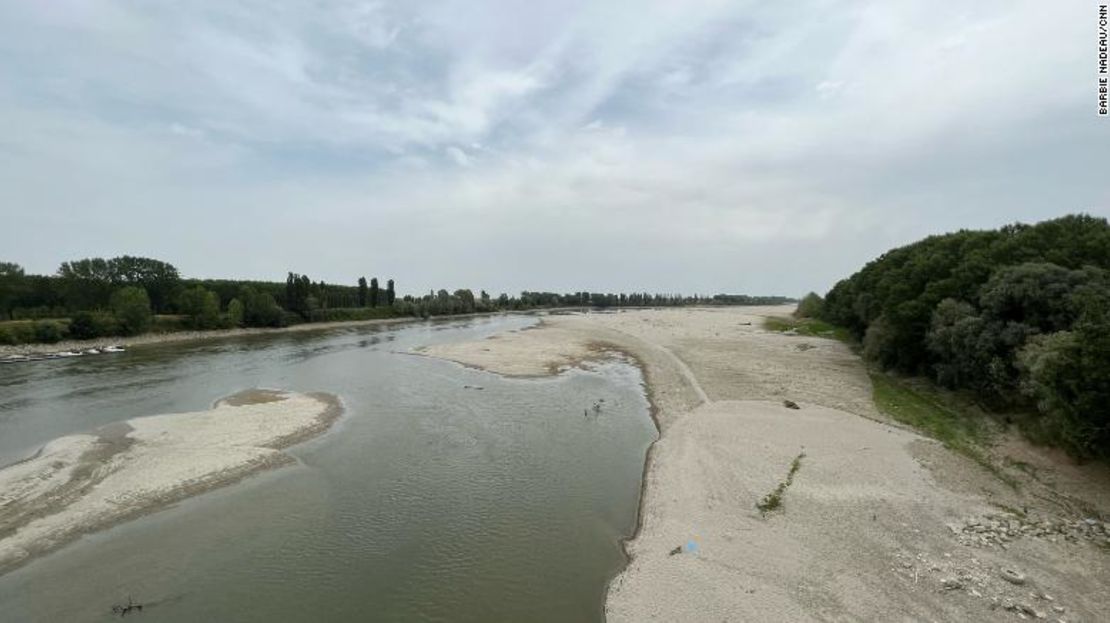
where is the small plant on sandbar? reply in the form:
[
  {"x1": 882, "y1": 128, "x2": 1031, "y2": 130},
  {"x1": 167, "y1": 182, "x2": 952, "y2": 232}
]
[{"x1": 757, "y1": 452, "x2": 805, "y2": 515}]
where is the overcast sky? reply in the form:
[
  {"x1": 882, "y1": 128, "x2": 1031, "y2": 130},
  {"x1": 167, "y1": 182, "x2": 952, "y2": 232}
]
[{"x1": 1, "y1": 1, "x2": 1106, "y2": 297}]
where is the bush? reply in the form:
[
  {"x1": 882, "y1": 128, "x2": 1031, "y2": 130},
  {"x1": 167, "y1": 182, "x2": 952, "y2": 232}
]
[
  {"x1": 927, "y1": 299, "x2": 994, "y2": 392},
  {"x1": 0, "y1": 325, "x2": 16, "y2": 344},
  {"x1": 227, "y1": 298, "x2": 244, "y2": 328},
  {"x1": 110, "y1": 286, "x2": 152, "y2": 336},
  {"x1": 33, "y1": 320, "x2": 64, "y2": 343},
  {"x1": 67, "y1": 311, "x2": 118, "y2": 340},
  {"x1": 239, "y1": 287, "x2": 284, "y2": 328},
  {"x1": 861, "y1": 315, "x2": 895, "y2": 367},
  {"x1": 794, "y1": 292, "x2": 824, "y2": 318},
  {"x1": 177, "y1": 286, "x2": 221, "y2": 329},
  {"x1": 1018, "y1": 310, "x2": 1110, "y2": 459},
  {"x1": 0, "y1": 321, "x2": 37, "y2": 344}
]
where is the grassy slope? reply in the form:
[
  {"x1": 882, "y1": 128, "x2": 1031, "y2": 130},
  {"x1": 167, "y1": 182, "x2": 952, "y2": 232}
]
[{"x1": 765, "y1": 315, "x2": 1019, "y2": 488}]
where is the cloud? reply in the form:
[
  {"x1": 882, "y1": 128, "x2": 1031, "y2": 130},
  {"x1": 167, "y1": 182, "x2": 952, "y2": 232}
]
[
  {"x1": 445, "y1": 146, "x2": 471, "y2": 167},
  {"x1": 0, "y1": 1, "x2": 1105, "y2": 296}
]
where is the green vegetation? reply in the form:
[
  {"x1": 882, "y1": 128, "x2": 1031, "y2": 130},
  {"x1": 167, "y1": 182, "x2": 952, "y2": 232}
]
[
  {"x1": 239, "y1": 287, "x2": 285, "y2": 328},
  {"x1": 757, "y1": 452, "x2": 806, "y2": 514},
  {"x1": 58, "y1": 256, "x2": 179, "y2": 313},
  {"x1": 818, "y1": 214, "x2": 1110, "y2": 460},
  {"x1": 32, "y1": 320, "x2": 64, "y2": 344},
  {"x1": 110, "y1": 286, "x2": 152, "y2": 336},
  {"x1": 763, "y1": 316, "x2": 851, "y2": 342},
  {"x1": 869, "y1": 372, "x2": 985, "y2": 447},
  {"x1": 0, "y1": 255, "x2": 792, "y2": 346},
  {"x1": 67, "y1": 311, "x2": 118, "y2": 339},
  {"x1": 227, "y1": 298, "x2": 245, "y2": 328},
  {"x1": 177, "y1": 286, "x2": 221, "y2": 330},
  {"x1": 0, "y1": 321, "x2": 31, "y2": 345},
  {"x1": 794, "y1": 292, "x2": 824, "y2": 318},
  {"x1": 869, "y1": 372, "x2": 1018, "y2": 487}
]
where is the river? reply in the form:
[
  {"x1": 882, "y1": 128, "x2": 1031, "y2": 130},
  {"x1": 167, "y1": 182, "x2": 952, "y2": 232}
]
[{"x1": 0, "y1": 315, "x2": 656, "y2": 622}]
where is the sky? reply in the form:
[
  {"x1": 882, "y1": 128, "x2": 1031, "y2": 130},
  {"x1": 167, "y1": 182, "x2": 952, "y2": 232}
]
[{"x1": 1, "y1": 1, "x2": 1107, "y2": 297}]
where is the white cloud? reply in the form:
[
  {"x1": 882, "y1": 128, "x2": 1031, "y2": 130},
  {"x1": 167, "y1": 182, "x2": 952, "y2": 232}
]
[
  {"x1": 445, "y1": 146, "x2": 471, "y2": 167},
  {"x1": 0, "y1": 0, "x2": 1105, "y2": 296}
]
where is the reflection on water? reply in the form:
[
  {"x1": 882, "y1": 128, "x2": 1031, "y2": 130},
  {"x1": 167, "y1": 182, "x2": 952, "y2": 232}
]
[{"x1": 0, "y1": 316, "x2": 656, "y2": 622}]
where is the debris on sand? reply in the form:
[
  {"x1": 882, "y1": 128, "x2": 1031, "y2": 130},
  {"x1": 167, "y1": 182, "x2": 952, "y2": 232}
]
[
  {"x1": 782, "y1": 400, "x2": 800, "y2": 410},
  {"x1": 111, "y1": 596, "x2": 143, "y2": 617},
  {"x1": 953, "y1": 513, "x2": 1110, "y2": 549},
  {"x1": 462, "y1": 384, "x2": 484, "y2": 390},
  {"x1": 999, "y1": 567, "x2": 1026, "y2": 585}
]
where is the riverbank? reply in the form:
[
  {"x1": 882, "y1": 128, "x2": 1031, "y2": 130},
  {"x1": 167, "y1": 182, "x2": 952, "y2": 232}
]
[
  {"x1": 0, "y1": 314, "x2": 436, "y2": 357},
  {"x1": 0, "y1": 308, "x2": 616, "y2": 358},
  {"x1": 423, "y1": 306, "x2": 1110, "y2": 622},
  {"x1": 0, "y1": 390, "x2": 341, "y2": 576}
]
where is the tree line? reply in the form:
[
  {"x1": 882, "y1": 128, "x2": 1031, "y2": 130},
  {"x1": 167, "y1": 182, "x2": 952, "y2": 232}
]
[
  {"x1": 0, "y1": 257, "x2": 792, "y2": 345},
  {"x1": 0, "y1": 258, "x2": 406, "y2": 342},
  {"x1": 806, "y1": 214, "x2": 1110, "y2": 459}
]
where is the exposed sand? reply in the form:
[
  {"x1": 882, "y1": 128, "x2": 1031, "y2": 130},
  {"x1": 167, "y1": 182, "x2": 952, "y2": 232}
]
[
  {"x1": 423, "y1": 306, "x2": 1110, "y2": 622},
  {"x1": 0, "y1": 390, "x2": 341, "y2": 575}
]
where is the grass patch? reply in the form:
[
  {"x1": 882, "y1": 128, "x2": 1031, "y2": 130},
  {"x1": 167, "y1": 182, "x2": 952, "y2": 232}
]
[
  {"x1": 870, "y1": 372, "x2": 1019, "y2": 489},
  {"x1": 757, "y1": 452, "x2": 806, "y2": 514},
  {"x1": 763, "y1": 316, "x2": 853, "y2": 343}
]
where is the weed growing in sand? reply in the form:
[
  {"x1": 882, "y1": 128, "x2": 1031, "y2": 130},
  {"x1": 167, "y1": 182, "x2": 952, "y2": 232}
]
[
  {"x1": 870, "y1": 372, "x2": 1020, "y2": 490},
  {"x1": 763, "y1": 317, "x2": 852, "y2": 343},
  {"x1": 757, "y1": 452, "x2": 806, "y2": 514},
  {"x1": 989, "y1": 501, "x2": 1028, "y2": 518}
]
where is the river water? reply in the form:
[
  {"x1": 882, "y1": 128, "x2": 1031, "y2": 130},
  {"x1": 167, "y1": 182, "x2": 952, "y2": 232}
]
[{"x1": 0, "y1": 315, "x2": 656, "y2": 622}]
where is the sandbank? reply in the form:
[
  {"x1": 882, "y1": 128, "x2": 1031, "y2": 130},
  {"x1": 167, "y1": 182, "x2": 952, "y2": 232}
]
[
  {"x1": 422, "y1": 306, "x2": 1110, "y2": 622},
  {"x1": 0, "y1": 390, "x2": 341, "y2": 575}
]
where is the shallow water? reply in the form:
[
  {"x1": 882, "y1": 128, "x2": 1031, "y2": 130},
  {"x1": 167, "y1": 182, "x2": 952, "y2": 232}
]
[{"x1": 0, "y1": 316, "x2": 656, "y2": 622}]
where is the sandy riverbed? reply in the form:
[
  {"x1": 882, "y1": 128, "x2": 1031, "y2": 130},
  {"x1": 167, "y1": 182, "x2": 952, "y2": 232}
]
[
  {"x1": 0, "y1": 390, "x2": 341, "y2": 575},
  {"x1": 424, "y1": 306, "x2": 1110, "y2": 622}
]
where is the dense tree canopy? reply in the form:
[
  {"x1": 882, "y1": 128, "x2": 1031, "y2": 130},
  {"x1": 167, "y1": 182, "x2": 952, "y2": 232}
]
[
  {"x1": 178, "y1": 286, "x2": 221, "y2": 330},
  {"x1": 0, "y1": 262, "x2": 25, "y2": 320},
  {"x1": 58, "y1": 256, "x2": 180, "y2": 313},
  {"x1": 819, "y1": 214, "x2": 1110, "y2": 458}
]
